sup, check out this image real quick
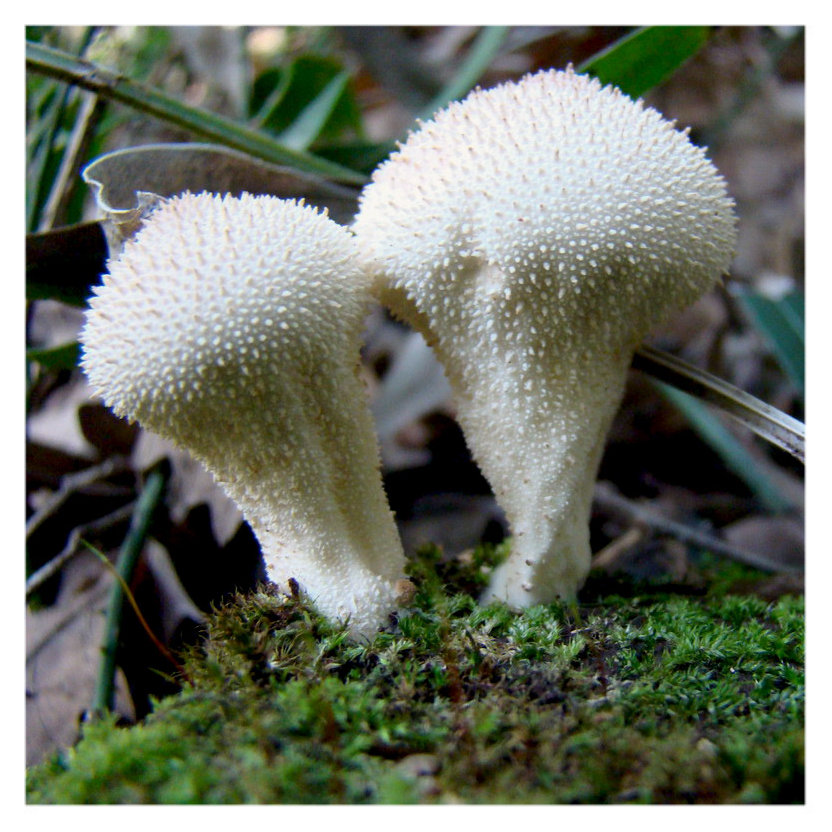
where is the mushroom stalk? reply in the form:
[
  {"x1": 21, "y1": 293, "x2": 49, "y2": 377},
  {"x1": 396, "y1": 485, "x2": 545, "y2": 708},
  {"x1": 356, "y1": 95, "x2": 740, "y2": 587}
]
[
  {"x1": 82, "y1": 192, "x2": 408, "y2": 637},
  {"x1": 353, "y1": 68, "x2": 737, "y2": 608},
  {"x1": 422, "y1": 294, "x2": 640, "y2": 607}
]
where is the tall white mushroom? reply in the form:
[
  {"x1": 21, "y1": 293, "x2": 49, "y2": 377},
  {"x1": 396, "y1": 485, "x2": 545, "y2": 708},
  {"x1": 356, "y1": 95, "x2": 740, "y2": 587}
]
[
  {"x1": 81, "y1": 192, "x2": 409, "y2": 638},
  {"x1": 353, "y1": 68, "x2": 737, "y2": 609}
]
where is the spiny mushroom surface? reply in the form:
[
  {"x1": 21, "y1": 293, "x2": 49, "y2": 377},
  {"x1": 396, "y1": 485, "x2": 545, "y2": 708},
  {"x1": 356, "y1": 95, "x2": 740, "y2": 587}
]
[
  {"x1": 81, "y1": 192, "x2": 409, "y2": 638},
  {"x1": 353, "y1": 67, "x2": 737, "y2": 609}
]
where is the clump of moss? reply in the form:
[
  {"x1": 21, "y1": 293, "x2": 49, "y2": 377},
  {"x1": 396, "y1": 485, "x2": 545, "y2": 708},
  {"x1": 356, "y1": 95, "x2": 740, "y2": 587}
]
[{"x1": 26, "y1": 545, "x2": 804, "y2": 804}]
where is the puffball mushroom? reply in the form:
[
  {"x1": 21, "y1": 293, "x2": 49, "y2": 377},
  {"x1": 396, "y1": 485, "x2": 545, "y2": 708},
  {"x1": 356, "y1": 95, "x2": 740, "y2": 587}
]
[
  {"x1": 81, "y1": 192, "x2": 409, "y2": 638},
  {"x1": 353, "y1": 68, "x2": 737, "y2": 609}
]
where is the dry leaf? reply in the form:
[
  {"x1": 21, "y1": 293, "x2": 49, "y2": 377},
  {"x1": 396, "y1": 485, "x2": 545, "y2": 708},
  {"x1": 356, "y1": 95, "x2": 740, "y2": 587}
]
[
  {"x1": 83, "y1": 143, "x2": 360, "y2": 253},
  {"x1": 26, "y1": 553, "x2": 135, "y2": 766}
]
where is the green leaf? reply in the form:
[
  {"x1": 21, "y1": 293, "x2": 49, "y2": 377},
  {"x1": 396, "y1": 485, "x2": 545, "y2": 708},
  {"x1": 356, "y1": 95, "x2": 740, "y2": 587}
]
[
  {"x1": 417, "y1": 26, "x2": 510, "y2": 120},
  {"x1": 734, "y1": 287, "x2": 804, "y2": 394},
  {"x1": 579, "y1": 26, "x2": 711, "y2": 99},
  {"x1": 27, "y1": 341, "x2": 81, "y2": 370},
  {"x1": 653, "y1": 381, "x2": 794, "y2": 514},
  {"x1": 279, "y1": 71, "x2": 351, "y2": 151},
  {"x1": 26, "y1": 40, "x2": 366, "y2": 186},
  {"x1": 255, "y1": 55, "x2": 362, "y2": 145},
  {"x1": 251, "y1": 65, "x2": 294, "y2": 125},
  {"x1": 634, "y1": 345, "x2": 804, "y2": 464}
]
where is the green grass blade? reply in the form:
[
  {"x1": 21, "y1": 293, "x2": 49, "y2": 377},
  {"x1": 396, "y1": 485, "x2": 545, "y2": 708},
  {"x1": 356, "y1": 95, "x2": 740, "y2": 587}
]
[
  {"x1": 89, "y1": 462, "x2": 169, "y2": 718},
  {"x1": 417, "y1": 26, "x2": 510, "y2": 120},
  {"x1": 579, "y1": 26, "x2": 711, "y2": 99},
  {"x1": 734, "y1": 288, "x2": 805, "y2": 394},
  {"x1": 634, "y1": 345, "x2": 804, "y2": 464},
  {"x1": 251, "y1": 62, "x2": 295, "y2": 128},
  {"x1": 26, "y1": 40, "x2": 366, "y2": 186},
  {"x1": 653, "y1": 381, "x2": 794, "y2": 514},
  {"x1": 279, "y1": 71, "x2": 351, "y2": 151},
  {"x1": 27, "y1": 341, "x2": 80, "y2": 371}
]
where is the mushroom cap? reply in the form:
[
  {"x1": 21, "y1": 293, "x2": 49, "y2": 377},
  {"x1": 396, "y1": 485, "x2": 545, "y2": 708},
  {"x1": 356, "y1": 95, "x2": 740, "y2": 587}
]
[
  {"x1": 82, "y1": 192, "x2": 369, "y2": 445},
  {"x1": 354, "y1": 66, "x2": 737, "y2": 341}
]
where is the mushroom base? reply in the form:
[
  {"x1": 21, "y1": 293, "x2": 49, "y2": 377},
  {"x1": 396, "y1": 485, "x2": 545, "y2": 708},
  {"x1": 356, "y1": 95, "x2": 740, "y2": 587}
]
[{"x1": 478, "y1": 407, "x2": 609, "y2": 609}]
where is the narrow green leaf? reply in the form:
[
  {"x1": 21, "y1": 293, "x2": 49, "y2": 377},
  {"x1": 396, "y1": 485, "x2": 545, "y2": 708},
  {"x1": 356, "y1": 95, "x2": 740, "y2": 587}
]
[
  {"x1": 26, "y1": 40, "x2": 366, "y2": 185},
  {"x1": 251, "y1": 64, "x2": 295, "y2": 127},
  {"x1": 734, "y1": 288, "x2": 805, "y2": 394},
  {"x1": 634, "y1": 345, "x2": 805, "y2": 464},
  {"x1": 90, "y1": 462, "x2": 169, "y2": 718},
  {"x1": 255, "y1": 54, "x2": 363, "y2": 142},
  {"x1": 579, "y1": 26, "x2": 711, "y2": 99},
  {"x1": 279, "y1": 71, "x2": 351, "y2": 151},
  {"x1": 417, "y1": 26, "x2": 510, "y2": 120},
  {"x1": 27, "y1": 341, "x2": 81, "y2": 370},
  {"x1": 654, "y1": 381, "x2": 793, "y2": 514},
  {"x1": 317, "y1": 26, "x2": 510, "y2": 175}
]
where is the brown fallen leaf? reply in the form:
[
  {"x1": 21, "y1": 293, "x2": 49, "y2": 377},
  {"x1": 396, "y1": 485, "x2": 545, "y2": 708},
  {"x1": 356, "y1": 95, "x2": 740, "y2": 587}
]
[
  {"x1": 722, "y1": 514, "x2": 804, "y2": 572},
  {"x1": 26, "y1": 552, "x2": 135, "y2": 766}
]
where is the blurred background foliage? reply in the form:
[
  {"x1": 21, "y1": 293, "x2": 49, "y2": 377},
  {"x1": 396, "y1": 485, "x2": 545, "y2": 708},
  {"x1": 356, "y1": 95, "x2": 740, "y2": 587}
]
[{"x1": 25, "y1": 26, "x2": 804, "y2": 766}]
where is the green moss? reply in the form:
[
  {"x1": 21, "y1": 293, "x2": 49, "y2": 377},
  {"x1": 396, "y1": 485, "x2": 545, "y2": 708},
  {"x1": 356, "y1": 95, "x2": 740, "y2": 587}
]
[{"x1": 27, "y1": 545, "x2": 804, "y2": 804}]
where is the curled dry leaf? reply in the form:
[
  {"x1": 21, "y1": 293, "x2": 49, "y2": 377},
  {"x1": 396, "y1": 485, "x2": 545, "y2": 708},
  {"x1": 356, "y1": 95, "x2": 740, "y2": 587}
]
[{"x1": 83, "y1": 143, "x2": 360, "y2": 253}]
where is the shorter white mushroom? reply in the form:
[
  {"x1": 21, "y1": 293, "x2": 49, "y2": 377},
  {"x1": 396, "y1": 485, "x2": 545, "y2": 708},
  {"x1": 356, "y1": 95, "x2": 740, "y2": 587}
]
[
  {"x1": 354, "y1": 68, "x2": 737, "y2": 610},
  {"x1": 81, "y1": 192, "x2": 409, "y2": 638}
]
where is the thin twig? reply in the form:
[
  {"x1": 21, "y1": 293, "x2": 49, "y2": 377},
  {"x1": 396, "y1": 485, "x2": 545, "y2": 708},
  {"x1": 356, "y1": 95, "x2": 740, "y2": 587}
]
[
  {"x1": 593, "y1": 483, "x2": 803, "y2": 575},
  {"x1": 26, "y1": 502, "x2": 135, "y2": 597},
  {"x1": 26, "y1": 456, "x2": 130, "y2": 539},
  {"x1": 591, "y1": 526, "x2": 647, "y2": 571}
]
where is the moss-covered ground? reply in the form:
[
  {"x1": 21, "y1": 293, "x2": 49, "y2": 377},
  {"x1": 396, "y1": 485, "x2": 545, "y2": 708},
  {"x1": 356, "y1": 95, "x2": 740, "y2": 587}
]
[{"x1": 26, "y1": 544, "x2": 804, "y2": 804}]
